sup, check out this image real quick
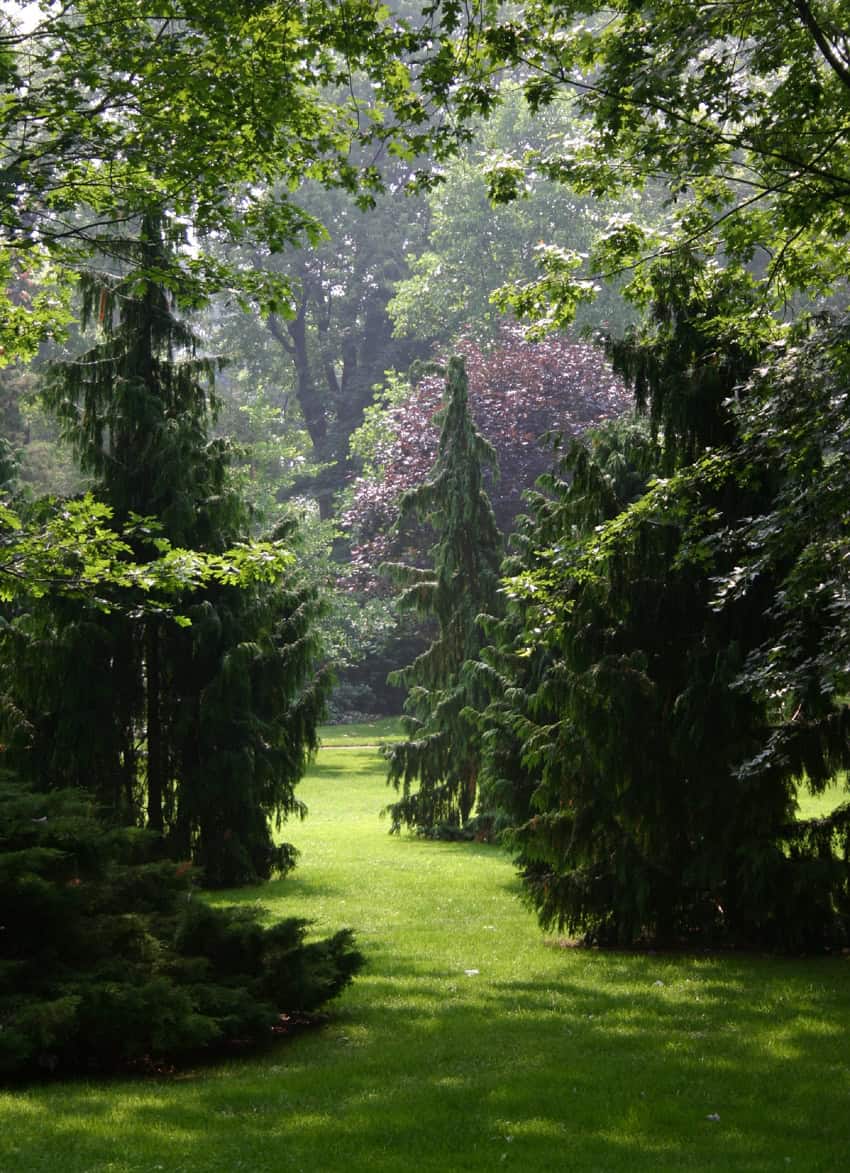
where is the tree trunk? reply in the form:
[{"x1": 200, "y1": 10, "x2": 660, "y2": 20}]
[
  {"x1": 267, "y1": 310, "x2": 328, "y2": 451},
  {"x1": 146, "y1": 619, "x2": 164, "y2": 836}
]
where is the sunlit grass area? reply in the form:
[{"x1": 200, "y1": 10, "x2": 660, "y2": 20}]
[
  {"x1": 318, "y1": 716, "x2": 403, "y2": 746},
  {"x1": 795, "y1": 772, "x2": 848, "y2": 821},
  {"x1": 3, "y1": 742, "x2": 850, "y2": 1172}
]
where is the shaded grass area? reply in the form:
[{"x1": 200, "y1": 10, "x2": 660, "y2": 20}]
[{"x1": 2, "y1": 746, "x2": 850, "y2": 1171}]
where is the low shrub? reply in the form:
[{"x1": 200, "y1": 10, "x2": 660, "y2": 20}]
[{"x1": 0, "y1": 777, "x2": 363, "y2": 1078}]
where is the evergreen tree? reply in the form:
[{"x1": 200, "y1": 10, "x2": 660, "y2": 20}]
[
  {"x1": 164, "y1": 546, "x2": 329, "y2": 887},
  {"x1": 496, "y1": 415, "x2": 771, "y2": 946},
  {"x1": 490, "y1": 261, "x2": 850, "y2": 949},
  {"x1": 476, "y1": 417, "x2": 659, "y2": 837},
  {"x1": 1, "y1": 215, "x2": 330, "y2": 886},
  {"x1": 383, "y1": 356, "x2": 503, "y2": 833},
  {"x1": 0, "y1": 773, "x2": 362, "y2": 1079}
]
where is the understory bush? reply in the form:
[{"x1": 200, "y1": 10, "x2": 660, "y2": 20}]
[{"x1": 0, "y1": 777, "x2": 363, "y2": 1079}]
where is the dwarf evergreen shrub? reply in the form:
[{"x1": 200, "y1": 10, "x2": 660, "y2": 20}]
[{"x1": 0, "y1": 777, "x2": 363, "y2": 1078}]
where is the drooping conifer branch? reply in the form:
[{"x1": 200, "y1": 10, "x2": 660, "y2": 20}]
[{"x1": 383, "y1": 356, "x2": 503, "y2": 833}]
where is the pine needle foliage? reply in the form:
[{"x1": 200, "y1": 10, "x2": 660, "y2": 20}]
[
  {"x1": 488, "y1": 261, "x2": 850, "y2": 949},
  {"x1": 476, "y1": 418, "x2": 660, "y2": 837},
  {"x1": 2, "y1": 216, "x2": 330, "y2": 887},
  {"x1": 164, "y1": 553, "x2": 330, "y2": 887},
  {"x1": 43, "y1": 218, "x2": 226, "y2": 539},
  {"x1": 382, "y1": 356, "x2": 503, "y2": 833},
  {"x1": 505, "y1": 420, "x2": 784, "y2": 946},
  {"x1": 0, "y1": 774, "x2": 363, "y2": 1079}
]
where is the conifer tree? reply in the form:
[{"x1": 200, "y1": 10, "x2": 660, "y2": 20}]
[
  {"x1": 2, "y1": 215, "x2": 329, "y2": 885},
  {"x1": 163, "y1": 549, "x2": 329, "y2": 887},
  {"x1": 476, "y1": 418, "x2": 659, "y2": 837},
  {"x1": 491, "y1": 260, "x2": 850, "y2": 949},
  {"x1": 31, "y1": 213, "x2": 234, "y2": 831},
  {"x1": 383, "y1": 356, "x2": 503, "y2": 832},
  {"x1": 0, "y1": 773, "x2": 363, "y2": 1078}
]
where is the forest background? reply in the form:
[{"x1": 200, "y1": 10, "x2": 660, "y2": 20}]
[{"x1": 2, "y1": 0, "x2": 850, "y2": 1076}]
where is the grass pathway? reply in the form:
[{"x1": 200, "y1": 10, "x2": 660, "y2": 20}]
[{"x1": 2, "y1": 742, "x2": 850, "y2": 1171}]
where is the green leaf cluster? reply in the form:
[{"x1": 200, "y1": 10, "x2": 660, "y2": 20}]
[
  {"x1": 478, "y1": 0, "x2": 850, "y2": 315},
  {"x1": 0, "y1": 1, "x2": 499, "y2": 355}
]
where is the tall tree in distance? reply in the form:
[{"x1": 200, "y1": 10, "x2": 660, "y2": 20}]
[
  {"x1": 253, "y1": 178, "x2": 431, "y2": 518},
  {"x1": 343, "y1": 330, "x2": 629, "y2": 587},
  {"x1": 383, "y1": 356, "x2": 503, "y2": 833}
]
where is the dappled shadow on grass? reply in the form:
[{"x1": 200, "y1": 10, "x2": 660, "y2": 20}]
[
  {"x1": 384, "y1": 831, "x2": 527, "y2": 898},
  {"x1": 5, "y1": 952, "x2": 849, "y2": 1172},
  {"x1": 389, "y1": 834, "x2": 505, "y2": 861},
  {"x1": 265, "y1": 871, "x2": 345, "y2": 903}
]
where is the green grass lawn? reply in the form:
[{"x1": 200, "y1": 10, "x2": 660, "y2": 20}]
[
  {"x1": 318, "y1": 716, "x2": 403, "y2": 746},
  {"x1": 2, "y1": 743, "x2": 850, "y2": 1172},
  {"x1": 795, "y1": 772, "x2": 848, "y2": 821}
]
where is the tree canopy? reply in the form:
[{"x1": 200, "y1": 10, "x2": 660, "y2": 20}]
[
  {"x1": 0, "y1": 0, "x2": 497, "y2": 348},
  {"x1": 477, "y1": 0, "x2": 850, "y2": 320}
]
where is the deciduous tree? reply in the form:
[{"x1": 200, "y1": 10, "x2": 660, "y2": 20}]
[
  {"x1": 0, "y1": 0, "x2": 497, "y2": 357},
  {"x1": 344, "y1": 328, "x2": 629, "y2": 588},
  {"x1": 479, "y1": 0, "x2": 850, "y2": 322}
]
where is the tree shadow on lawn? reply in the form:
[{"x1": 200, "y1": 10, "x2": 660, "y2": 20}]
[
  {"x1": 207, "y1": 870, "x2": 345, "y2": 906},
  {"x1": 308, "y1": 755, "x2": 385, "y2": 781},
  {"x1": 5, "y1": 951, "x2": 849, "y2": 1173},
  {"x1": 397, "y1": 834, "x2": 528, "y2": 897}
]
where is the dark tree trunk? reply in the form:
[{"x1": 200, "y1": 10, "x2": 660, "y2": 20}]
[
  {"x1": 267, "y1": 310, "x2": 327, "y2": 450},
  {"x1": 146, "y1": 619, "x2": 164, "y2": 836}
]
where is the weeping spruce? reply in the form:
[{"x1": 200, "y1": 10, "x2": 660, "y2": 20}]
[
  {"x1": 0, "y1": 217, "x2": 363, "y2": 1078},
  {"x1": 383, "y1": 356, "x2": 502, "y2": 833},
  {"x1": 490, "y1": 259, "x2": 850, "y2": 949},
  {"x1": 4, "y1": 215, "x2": 330, "y2": 887}
]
